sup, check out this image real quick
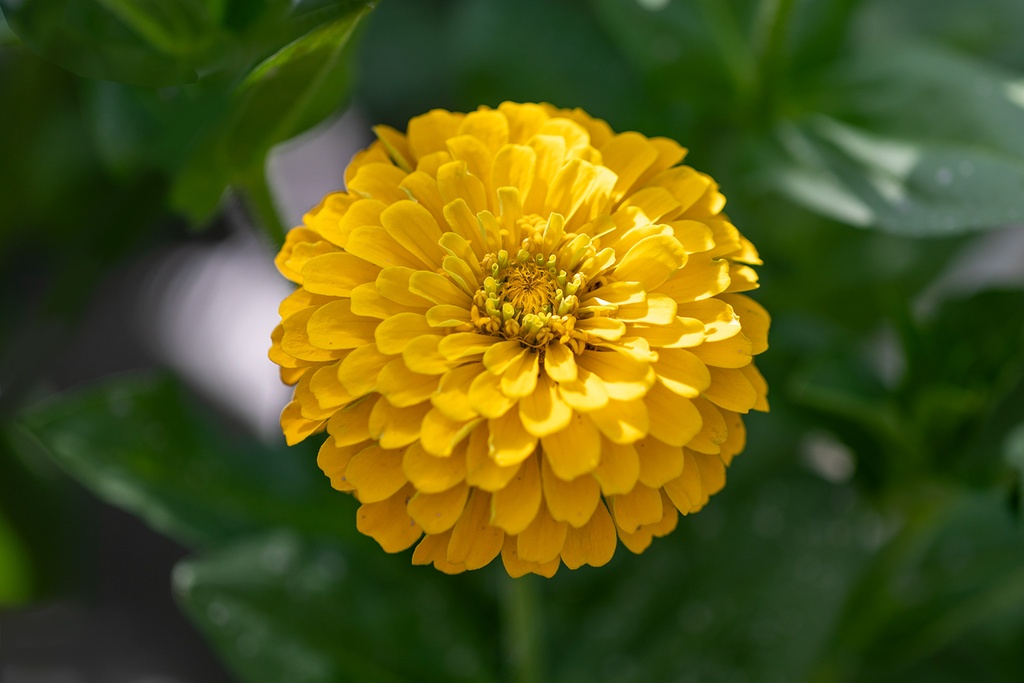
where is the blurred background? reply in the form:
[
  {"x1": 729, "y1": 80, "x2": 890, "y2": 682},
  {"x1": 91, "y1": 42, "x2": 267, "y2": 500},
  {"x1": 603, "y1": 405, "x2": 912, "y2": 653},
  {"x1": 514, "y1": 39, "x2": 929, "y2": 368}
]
[{"x1": 2, "y1": 0, "x2": 1024, "y2": 681}]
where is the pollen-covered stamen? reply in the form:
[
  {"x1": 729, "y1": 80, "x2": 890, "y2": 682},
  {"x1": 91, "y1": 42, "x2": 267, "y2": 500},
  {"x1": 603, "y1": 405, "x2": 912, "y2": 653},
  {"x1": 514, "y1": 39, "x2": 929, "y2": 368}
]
[{"x1": 473, "y1": 248, "x2": 589, "y2": 351}]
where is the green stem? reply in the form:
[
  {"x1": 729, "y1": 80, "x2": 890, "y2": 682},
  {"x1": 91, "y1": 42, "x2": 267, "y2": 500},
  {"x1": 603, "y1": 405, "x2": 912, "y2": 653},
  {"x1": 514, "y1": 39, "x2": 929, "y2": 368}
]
[
  {"x1": 751, "y1": 0, "x2": 796, "y2": 114},
  {"x1": 502, "y1": 576, "x2": 544, "y2": 683},
  {"x1": 242, "y1": 167, "x2": 288, "y2": 247}
]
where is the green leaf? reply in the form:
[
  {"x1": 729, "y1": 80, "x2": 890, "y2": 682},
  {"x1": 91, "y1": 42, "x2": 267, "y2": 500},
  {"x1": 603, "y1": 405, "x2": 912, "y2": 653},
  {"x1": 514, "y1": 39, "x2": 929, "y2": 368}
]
[
  {"x1": 0, "y1": 506, "x2": 32, "y2": 605},
  {"x1": 0, "y1": 0, "x2": 217, "y2": 85},
  {"x1": 217, "y1": 1, "x2": 373, "y2": 172},
  {"x1": 174, "y1": 532, "x2": 500, "y2": 683},
  {"x1": 16, "y1": 373, "x2": 357, "y2": 548},
  {"x1": 769, "y1": 115, "x2": 1024, "y2": 235},
  {"x1": 817, "y1": 490, "x2": 1024, "y2": 682}
]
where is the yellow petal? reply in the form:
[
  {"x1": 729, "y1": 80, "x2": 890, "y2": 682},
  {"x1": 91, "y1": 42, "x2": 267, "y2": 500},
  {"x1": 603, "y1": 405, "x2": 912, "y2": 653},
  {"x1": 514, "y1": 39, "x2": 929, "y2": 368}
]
[
  {"x1": 500, "y1": 536, "x2": 561, "y2": 578},
  {"x1": 613, "y1": 234, "x2": 687, "y2": 290},
  {"x1": 380, "y1": 201, "x2": 447, "y2": 269},
  {"x1": 308, "y1": 361, "x2": 355, "y2": 411},
  {"x1": 347, "y1": 163, "x2": 409, "y2": 204},
  {"x1": 369, "y1": 399, "x2": 432, "y2": 450},
  {"x1": 337, "y1": 343, "x2": 392, "y2": 397},
  {"x1": 447, "y1": 489, "x2": 504, "y2": 569},
  {"x1": 663, "y1": 449, "x2": 704, "y2": 514},
  {"x1": 648, "y1": 166, "x2": 712, "y2": 214},
  {"x1": 690, "y1": 333, "x2": 753, "y2": 369},
  {"x1": 703, "y1": 366, "x2": 757, "y2": 413},
  {"x1": 307, "y1": 300, "x2": 377, "y2": 350},
  {"x1": 375, "y1": 266, "x2": 433, "y2": 308},
  {"x1": 466, "y1": 426, "x2": 522, "y2": 491},
  {"x1": 400, "y1": 170, "x2": 446, "y2": 225},
  {"x1": 614, "y1": 293, "x2": 678, "y2": 325},
  {"x1": 488, "y1": 410, "x2": 538, "y2": 467},
  {"x1": 541, "y1": 413, "x2": 601, "y2": 480},
  {"x1": 345, "y1": 225, "x2": 423, "y2": 269},
  {"x1": 657, "y1": 255, "x2": 730, "y2": 303},
  {"x1": 499, "y1": 102, "x2": 550, "y2": 143},
  {"x1": 667, "y1": 219, "x2": 716, "y2": 253},
  {"x1": 420, "y1": 409, "x2": 482, "y2": 457},
  {"x1": 644, "y1": 381, "x2": 703, "y2": 447},
  {"x1": 541, "y1": 456, "x2": 600, "y2": 528},
  {"x1": 560, "y1": 500, "x2": 617, "y2": 569},
  {"x1": 432, "y1": 363, "x2": 484, "y2": 421},
  {"x1": 490, "y1": 454, "x2": 542, "y2": 534},
  {"x1": 458, "y1": 109, "x2": 509, "y2": 155},
  {"x1": 377, "y1": 358, "x2": 441, "y2": 407},
  {"x1": 618, "y1": 187, "x2": 681, "y2": 223},
  {"x1": 556, "y1": 368, "x2": 608, "y2": 412},
  {"x1": 281, "y1": 307, "x2": 346, "y2": 362},
  {"x1": 372, "y1": 124, "x2": 412, "y2": 171},
  {"x1": 438, "y1": 332, "x2": 501, "y2": 360},
  {"x1": 317, "y1": 437, "x2": 365, "y2": 491},
  {"x1": 483, "y1": 341, "x2": 527, "y2": 375},
  {"x1": 345, "y1": 445, "x2": 407, "y2": 503},
  {"x1": 675, "y1": 298, "x2": 741, "y2": 342},
  {"x1": 446, "y1": 134, "x2": 494, "y2": 197},
  {"x1": 611, "y1": 483, "x2": 663, "y2": 534},
  {"x1": 739, "y1": 362, "x2": 769, "y2": 412},
  {"x1": 279, "y1": 400, "x2": 321, "y2": 444},
  {"x1": 356, "y1": 484, "x2": 422, "y2": 552},
  {"x1": 402, "y1": 334, "x2": 452, "y2": 375},
  {"x1": 492, "y1": 144, "x2": 536, "y2": 200},
  {"x1": 516, "y1": 506, "x2": 567, "y2": 564},
  {"x1": 438, "y1": 160, "x2": 488, "y2": 214},
  {"x1": 575, "y1": 316, "x2": 626, "y2": 341},
  {"x1": 501, "y1": 349, "x2": 540, "y2": 398},
  {"x1": 600, "y1": 131, "x2": 659, "y2": 201},
  {"x1": 350, "y1": 282, "x2": 418, "y2": 319},
  {"x1": 616, "y1": 524, "x2": 653, "y2": 554},
  {"x1": 468, "y1": 370, "x2": 517, "y2": 419},
  {"x1": 544, "y1": 158, "x2": 616, "y2": 229},
  {"x1": 588, "y1": 399, "x2": 648, "y2": 445},
  {"x1": 688, "y1": 397, "x2": 728, "y2": 454},
  {"x1": 409, "y1": 270, "x2": 473, "y2": 307},
  {"x1": 692, "y1": 450, "x2": 726, "y2": 498},
  {"x1": 412, "y1": 530, "x2": 465, "y2": 575},
  {"x1": 543, "y1": 343, "x2": 578, "y2": 383},
  {"x1": 408, "y1": 482, "x2": 469, "y2": 534},
  {"x1": 576, "y1": 349, "x2": 654, "y2": 401},
  {"x1": 375, "y1": 312, "x2": 437, "y2": 355},
  {"x1": 300, "y1": 252, "x2": 381, "y2": 297},
  {"x1": 519, "y1": 375, "x2": 573, "y2": 438},
  {"x1": 635, "y1": 436, "x2": 685, "y2": 488},
  {"x1": 326, "y1": 395, "x2": 377, "y2": 446},
  {"x1": 720, "y1": 293, "x2": 770, "y2": 355},
  {"x1": 718, "y1": 408, "x2": 747, "y2": 465},
  {"x1": 655, "y1": 348, "x2": 711, "y2": 397},
  {"x1": 593, "y1": 438, "x2": 639, "y2": 495},
  {"x1": 630, "y1": 317, "x2": 705, "y2": 349},
  {"x1": 407, "y1": 108, "x2": 464, "y2": 161},
  {"x1": 402, "y1": 440, "x2": 467, "y2": 493}
]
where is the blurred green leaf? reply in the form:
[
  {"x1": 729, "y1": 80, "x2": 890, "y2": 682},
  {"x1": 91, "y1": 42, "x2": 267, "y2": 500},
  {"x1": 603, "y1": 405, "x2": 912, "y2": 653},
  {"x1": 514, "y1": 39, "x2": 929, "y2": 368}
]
[
  {"x1": 770, "y1": 115, "x2": 1024, "y2": 235},
  {"x1": 174, "y1": 531, "x2": 500, "y2": 683},
  {"x1": 17, "y1": 373, "x2": 357, "y2": 548},
  {"x1": 218, "y1": 1, "x2": 372, "y2": 170},
  {"x1": 0, "y1": 0, "x2": 214, "y2": 85},
  {"x1": 0, "y1": 505, "x2": 33, "y2": 604},
  {"x1": 818, "y1": 490, "x2": 1024, "y2": 682}
]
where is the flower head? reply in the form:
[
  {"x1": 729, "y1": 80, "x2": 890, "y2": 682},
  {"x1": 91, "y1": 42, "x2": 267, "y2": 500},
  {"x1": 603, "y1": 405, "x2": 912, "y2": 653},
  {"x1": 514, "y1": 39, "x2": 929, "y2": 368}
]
[{"x1": 270, "y1": 102, "x2": 768, "y2": 577}]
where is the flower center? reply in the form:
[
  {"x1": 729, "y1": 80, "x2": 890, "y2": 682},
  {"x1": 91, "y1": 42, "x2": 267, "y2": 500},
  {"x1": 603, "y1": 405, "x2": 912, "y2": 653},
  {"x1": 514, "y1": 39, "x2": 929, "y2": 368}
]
[{"x1": 472, "y1": 249, "x2": 588, "y2": 352}]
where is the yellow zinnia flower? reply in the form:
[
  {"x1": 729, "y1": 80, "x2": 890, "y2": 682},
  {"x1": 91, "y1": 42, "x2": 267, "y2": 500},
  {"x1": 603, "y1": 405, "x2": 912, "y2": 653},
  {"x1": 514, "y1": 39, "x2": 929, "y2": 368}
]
[{"x1": 270, "y1": 102, "x2": 768, "y2": 577}]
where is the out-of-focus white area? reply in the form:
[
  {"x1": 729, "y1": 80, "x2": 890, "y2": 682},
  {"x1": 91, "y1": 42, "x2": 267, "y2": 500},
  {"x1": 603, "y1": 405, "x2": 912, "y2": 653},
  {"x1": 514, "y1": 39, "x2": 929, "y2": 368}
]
[
  {"x1": 138, "y1": 228, "x2": 293, "y2": 442},
  {"x1": 137, "y1": 109, "x2": 372, "y2": 442},
  {"x1": 266, "y1": 108, "x2": 372, "y2": 227}
]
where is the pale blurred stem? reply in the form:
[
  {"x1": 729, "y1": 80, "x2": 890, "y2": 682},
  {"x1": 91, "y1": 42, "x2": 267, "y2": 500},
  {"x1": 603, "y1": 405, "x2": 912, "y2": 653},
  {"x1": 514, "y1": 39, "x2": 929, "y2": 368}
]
[
  {"x1": 502, "y1": 576, "x2": 544, "y2": 683},
  {"x1": 242, "y1": 167, "x2": 288, "y2": 247}
]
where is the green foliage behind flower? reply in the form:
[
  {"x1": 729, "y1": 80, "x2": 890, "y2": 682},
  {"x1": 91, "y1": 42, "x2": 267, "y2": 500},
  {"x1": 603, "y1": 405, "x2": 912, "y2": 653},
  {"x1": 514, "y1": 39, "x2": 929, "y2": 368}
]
[{"x1": 3, "y1": 0, "x2": 1024, "y2": 681}]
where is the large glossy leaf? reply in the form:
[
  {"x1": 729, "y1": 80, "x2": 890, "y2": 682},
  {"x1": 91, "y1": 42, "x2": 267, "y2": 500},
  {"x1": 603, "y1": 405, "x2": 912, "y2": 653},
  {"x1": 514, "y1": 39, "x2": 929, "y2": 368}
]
[
  {"x1": 770, "y1": 115, "x2": 1024, "y2": 235},
  {"x1": 0, "y1": 0, "x2": 218, "y2": 85},
  {"x1": 217, "y1": 1, "x2": 374, "y2": 171},
  {"x1": 17, "y1": 373, "x2": 356, "y2": 548},
  {"x1": 174, "y1": 531, "x2": 500, "y2": 683}
]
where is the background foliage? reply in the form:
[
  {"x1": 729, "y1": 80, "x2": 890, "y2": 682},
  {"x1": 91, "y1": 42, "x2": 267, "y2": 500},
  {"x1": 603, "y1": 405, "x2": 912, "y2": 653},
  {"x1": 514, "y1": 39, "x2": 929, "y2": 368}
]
[{"x1": 3, "y1": 0, "x2": 1024, "y2": 681}]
